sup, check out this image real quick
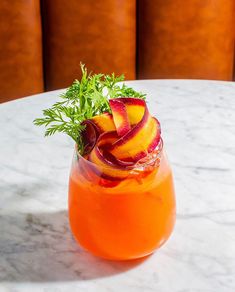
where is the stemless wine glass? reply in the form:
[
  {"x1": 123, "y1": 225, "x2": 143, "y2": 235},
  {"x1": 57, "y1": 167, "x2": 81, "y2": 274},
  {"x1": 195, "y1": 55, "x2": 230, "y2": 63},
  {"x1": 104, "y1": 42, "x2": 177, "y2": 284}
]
[{"x1": 68, "y1": 139, "x2": 176, "y2": 260}]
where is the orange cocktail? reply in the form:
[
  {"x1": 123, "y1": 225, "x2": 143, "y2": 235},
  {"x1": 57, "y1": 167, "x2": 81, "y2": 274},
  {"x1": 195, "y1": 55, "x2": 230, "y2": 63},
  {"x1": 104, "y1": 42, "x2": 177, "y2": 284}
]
[
  {"x1": 34, "y1": 66, "x2": 176, "y2": 261},
  {"x1": 68, "y1": 140, "x2": 175, "y2": 260}
]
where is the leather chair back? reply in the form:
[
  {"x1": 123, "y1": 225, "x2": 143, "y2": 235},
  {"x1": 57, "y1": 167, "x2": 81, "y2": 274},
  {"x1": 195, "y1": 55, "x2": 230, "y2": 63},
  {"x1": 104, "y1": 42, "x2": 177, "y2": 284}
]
[
  {"x1": 138, "y1": 0, "x2": 235, "y2": 80},
  {"x1": 41, "y1": 0, "x2": 136, "y2": 91},
  {"x1": 0, "y1": 0, "x2": 234, "y2": 102},
  {"x1": 0, "y1": 0, "x2": 43, "y2": 102}
]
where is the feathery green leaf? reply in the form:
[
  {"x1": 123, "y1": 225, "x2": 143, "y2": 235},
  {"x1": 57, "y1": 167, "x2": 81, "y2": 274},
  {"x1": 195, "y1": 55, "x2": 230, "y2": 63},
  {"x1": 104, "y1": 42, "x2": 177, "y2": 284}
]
[{"x1": 34, "y1": 64, "x2": 146, "y2": 154}]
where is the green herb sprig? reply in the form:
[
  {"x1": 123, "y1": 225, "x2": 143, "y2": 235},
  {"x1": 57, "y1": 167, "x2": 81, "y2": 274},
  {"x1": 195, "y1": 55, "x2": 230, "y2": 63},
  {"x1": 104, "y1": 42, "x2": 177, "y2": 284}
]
[{"x1": 34, "y1": 64, "x2": 146, "y2": 154}]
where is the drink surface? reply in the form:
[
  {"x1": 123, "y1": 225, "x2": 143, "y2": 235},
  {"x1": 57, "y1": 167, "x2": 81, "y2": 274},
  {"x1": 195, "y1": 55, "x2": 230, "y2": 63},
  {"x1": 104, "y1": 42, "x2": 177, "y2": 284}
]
[{"x1": 68, "y1": 149, "x2": 176, "y2": 260}]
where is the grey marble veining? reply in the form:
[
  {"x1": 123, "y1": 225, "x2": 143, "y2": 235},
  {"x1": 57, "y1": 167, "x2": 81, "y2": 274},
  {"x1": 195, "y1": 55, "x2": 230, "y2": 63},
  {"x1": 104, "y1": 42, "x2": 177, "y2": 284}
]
[{"x1": 0, "y1": 80, "x2": 235, "y2": 292}]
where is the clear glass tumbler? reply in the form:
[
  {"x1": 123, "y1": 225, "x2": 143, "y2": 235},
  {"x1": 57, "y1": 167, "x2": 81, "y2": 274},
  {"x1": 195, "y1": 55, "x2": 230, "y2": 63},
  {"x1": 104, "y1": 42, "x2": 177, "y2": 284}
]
[{"x1": 68, "y1": 140, "x2": 176, "y2": 260}]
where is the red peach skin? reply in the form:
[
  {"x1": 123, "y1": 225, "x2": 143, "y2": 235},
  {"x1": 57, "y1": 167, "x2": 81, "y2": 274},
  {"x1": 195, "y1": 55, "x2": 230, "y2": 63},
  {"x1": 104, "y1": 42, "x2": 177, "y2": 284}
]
[
  {"x1": 109, "y1": 99, "x2": 131, "y2": 136},
  {"x1": 109, "y1": 99, "x2": 161, "y2": 162}
]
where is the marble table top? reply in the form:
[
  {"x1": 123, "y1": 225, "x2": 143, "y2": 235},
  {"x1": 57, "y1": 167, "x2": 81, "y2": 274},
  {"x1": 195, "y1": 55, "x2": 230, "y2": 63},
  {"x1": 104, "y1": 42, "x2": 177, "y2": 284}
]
[{"x1": 0, "y1": 80, "x2": 235, "y2": 292}]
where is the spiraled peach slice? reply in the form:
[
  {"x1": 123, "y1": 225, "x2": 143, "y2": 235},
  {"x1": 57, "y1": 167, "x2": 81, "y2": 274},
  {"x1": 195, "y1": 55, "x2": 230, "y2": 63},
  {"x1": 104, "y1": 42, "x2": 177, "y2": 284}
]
[
  {"x1": 87, "y1": 112, "x2": 116, "y2": 133},
  {"x1": 115, "y1": 98, "x2": 146, "y2": 125},
  {"x1": 109, "y1": 99, "x2": 130, "y2": 136},
  {"x1": 108, "y1": 103, "x2": 161, "y2": 162},
  {"x1": 89, "y1": 132, "x2": 132, "y2": 180},
  {"x1": 81, "y1": 97, "x2": 161, "y2": 181},
  {"x1": 82, "y1": 113, "x2": 115, "y2": 154}
]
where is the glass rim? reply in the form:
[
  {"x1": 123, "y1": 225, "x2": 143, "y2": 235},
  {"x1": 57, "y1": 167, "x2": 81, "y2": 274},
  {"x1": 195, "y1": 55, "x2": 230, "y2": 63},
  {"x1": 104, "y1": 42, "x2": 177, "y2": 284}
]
[{"x1": 75, "y1": 138, "x2": 164, "y2": 171}]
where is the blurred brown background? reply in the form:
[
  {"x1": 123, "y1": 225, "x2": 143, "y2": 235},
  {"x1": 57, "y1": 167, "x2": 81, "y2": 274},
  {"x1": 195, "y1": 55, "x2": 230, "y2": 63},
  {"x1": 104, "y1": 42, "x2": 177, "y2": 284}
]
[{"x1": 0, "y1": 0, "x2": 234, "y2": 103}]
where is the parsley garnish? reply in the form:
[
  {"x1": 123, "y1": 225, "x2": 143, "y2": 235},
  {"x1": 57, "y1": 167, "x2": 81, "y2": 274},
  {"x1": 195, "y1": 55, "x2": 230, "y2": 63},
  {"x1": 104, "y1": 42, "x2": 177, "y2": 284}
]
[{"x1": 34, "y1": 64, "x2": 146, "y2": 154}]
